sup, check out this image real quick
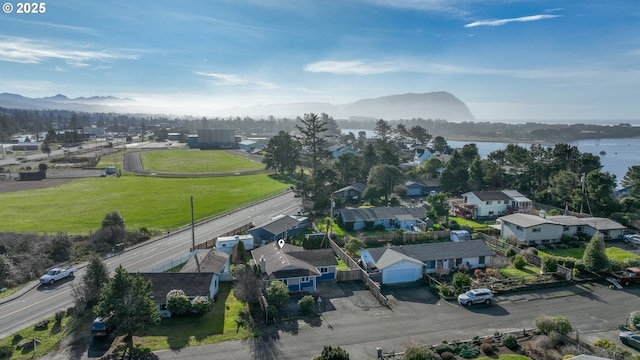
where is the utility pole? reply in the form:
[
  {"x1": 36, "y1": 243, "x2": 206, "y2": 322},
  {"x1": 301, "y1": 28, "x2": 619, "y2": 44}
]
[{"x1": 191, "y1": 196, "x2": 200, "y2": 272}]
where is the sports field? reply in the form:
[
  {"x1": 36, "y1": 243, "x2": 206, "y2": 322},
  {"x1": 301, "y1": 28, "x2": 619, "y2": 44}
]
[
  {"x1": 0, "y1": 150, "x2": 288, "y2": 234},
  {"x1": 139, "y1": 149, "x2": 264, "y2": 173}
]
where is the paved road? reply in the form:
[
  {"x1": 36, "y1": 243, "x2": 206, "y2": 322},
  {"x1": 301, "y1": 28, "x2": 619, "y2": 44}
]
[{"x1": 0, "y1": 191, "x2": 300, "y2": 339}]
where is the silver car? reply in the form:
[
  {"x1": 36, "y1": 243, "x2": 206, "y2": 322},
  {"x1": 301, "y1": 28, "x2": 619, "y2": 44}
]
[
  {"x1": 619, "y1": 331, "x2": 640, "y2": 351},
  {"x1": 458, "y1": 288, "x2": 493, "y2": 306},
  {"x1": 623, "y1": 234, "x2": 640, "y2": 245}
]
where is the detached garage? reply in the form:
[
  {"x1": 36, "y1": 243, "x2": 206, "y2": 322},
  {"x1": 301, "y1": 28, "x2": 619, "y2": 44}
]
[{"x1": 361, "y1": 248, "x2": 424, "y2": 285}]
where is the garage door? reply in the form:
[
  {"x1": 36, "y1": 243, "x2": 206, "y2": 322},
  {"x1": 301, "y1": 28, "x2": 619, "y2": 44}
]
[{"x1": 383, "y1": 268, "x2": 419, "y2": 284}]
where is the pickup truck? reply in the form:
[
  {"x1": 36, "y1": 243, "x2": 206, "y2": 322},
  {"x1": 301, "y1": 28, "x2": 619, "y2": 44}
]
[
  {"x1": 39, "y1": 266, "x2": 77, "y2": 285},
  {"x1": 91, "y1": 315, "x2": 114, "y2": 338},
  {"x1": 607, "y1": 267, "x2": 640, "y2": 287}
]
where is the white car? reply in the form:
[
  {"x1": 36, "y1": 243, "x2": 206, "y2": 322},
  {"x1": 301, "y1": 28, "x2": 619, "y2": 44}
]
[
  {"x1": 624, "y1": 234, "x2": 640, "y2": 245},
  {"x1": 458, "y1": 288, "x2": 494, "y2": 306}
]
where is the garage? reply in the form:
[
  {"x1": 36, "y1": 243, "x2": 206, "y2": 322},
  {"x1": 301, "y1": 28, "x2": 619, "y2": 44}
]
[{"x1": 381, "y1": 259, "x2": 423, "y2": 285}]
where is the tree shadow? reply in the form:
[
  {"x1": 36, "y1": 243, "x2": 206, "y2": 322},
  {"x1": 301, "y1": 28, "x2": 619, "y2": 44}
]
[{"x1": 246, "y1": 330, "x2": 284, "y2": 360}]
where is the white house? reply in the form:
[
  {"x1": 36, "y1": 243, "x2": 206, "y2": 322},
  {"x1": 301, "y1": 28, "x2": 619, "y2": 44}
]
[
  {"x1": 499, "y1": 213, "x2": 564, "y2": 245},
  {"x1": 546, "y1": 215, "x2": 626, "y2": 240},
  {"x1": 456, "y1": 190, "x2": 532, "y2": 219}
]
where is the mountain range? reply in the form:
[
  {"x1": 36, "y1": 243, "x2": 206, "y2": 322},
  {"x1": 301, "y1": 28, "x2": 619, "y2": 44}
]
[{"x1": 0, "y1": 91, "x2": 475, "y2": 121}]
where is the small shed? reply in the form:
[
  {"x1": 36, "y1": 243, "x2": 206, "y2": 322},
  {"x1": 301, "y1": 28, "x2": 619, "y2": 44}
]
[
  {"x1": 215, "y1": 234, "x2": 254, "y2": 255},
  {"x1": 450, "y1": 230, "x2": 471, "y2": 242}
]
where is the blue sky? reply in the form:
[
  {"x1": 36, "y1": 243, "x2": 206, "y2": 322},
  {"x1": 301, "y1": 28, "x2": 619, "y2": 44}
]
[{"x1": 1, "y1": 0, "x2": 639, "y2": 121}]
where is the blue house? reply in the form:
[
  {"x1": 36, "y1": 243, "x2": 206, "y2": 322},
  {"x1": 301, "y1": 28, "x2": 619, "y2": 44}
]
[
  {"x1": 405, "y1": 178, "x2": 441, "y2": 197},
  {"x1": 250, "y1": 243, "x2": 337, "y2": 292},
  {"x1": 248, "y1": 215, "x2": 309, "y2": 244}
]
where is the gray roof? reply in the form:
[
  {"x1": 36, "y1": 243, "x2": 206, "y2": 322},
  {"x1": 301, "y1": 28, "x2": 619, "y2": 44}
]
[
  {"x1": 250, "y1": 243, "x2": 321, "y2": 280},
  {"x1": 136, "y1": 273, "x2": 214, "y2": 303},
  {"x1": 500, "y1": 213, "x2": 562, "y2": 228},
  {"x1": 366, "y1": 240, "x2": 495, "y2": 264},
  {"x1": 336, "y1": 183, "x2": 366, "y2": 194},
  {"x1": 258, "y1": 215, "x2": 303, "y2": 236},
  {"x1": 288, "y1": 248, "x2": 337, "y2": 267},
  {"x1": 574, "y1": 217, "x2": 626, "y2": 230},
  {"x1": 340, "y1": 206, "x2": 426, "y2": 222},
  {"x1": 181, "y1": 249, "x2": 230, "y2": 274},
  {"x1": 466, "y1": 190, "x2": 512, "y2": 201}
]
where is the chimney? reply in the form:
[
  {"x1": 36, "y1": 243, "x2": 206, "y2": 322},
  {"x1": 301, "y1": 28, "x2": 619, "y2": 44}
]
[{"x1": 259, "y1": 255, "x2": 266, "y2": 273}]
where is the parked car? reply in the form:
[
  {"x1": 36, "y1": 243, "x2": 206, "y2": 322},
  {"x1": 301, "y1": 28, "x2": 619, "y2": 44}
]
[
  {"x1": 458, "y1": 288, "x2": 493, "y2": 306},
  {"x1": 624, "y1": 234, "x2": 640, "y2": 245},
  {"x1": 620, "y1": 330, "x2": 640, "y2": 351},
  {"x1": 91, "y1": 315, "x2": 114, "y2": 338},
  {"x1": 39, "y1": 266, "x2": 77, "y2": 285}
]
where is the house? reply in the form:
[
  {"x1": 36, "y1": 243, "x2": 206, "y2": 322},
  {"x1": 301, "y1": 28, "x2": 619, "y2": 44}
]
[
  {"x1": 499, "y1": 213, "x2": 565, "y2": 245},
  {"x1": 181, "y1": 249, "x2": 231, "y2": 281},
  {"x1": 136, "y1": 272, "x2": 219, "y2": 317},
  {"x1": 334, "y1": 183, "x2": 366, "y2": 204},
  {"x1": 404, "y1": 178, "x2": 441, "y2": 197},
  {"x1": 499, "y1": 213, "x2": 627, "y2": 245},
  {"x1": 250, "y1": 242, "x2": 338, "y2": 292},
  {"x1": 360, "y1": 240, "x2": 495, "y2": 284},
  {"x1": 413, "y1": 146, "x2": 435, "y2": 165},
  {"x1": 546, "y1": 215, "x2": 626, "y2": 240},
  {"x1": 454, "y1": 190, "x2": 532, "y2": 219},
  {"x1": 215, "y1": 234, "x2": 255, "y2": 255},
  {"x1": 339, "y1": 206, "x2": 429, "y2": 231},
  {"x1": 327, "y1": 144, "x2": 357, "y2": 158},
  {"x1": 248, "y1": 215, "x2": 308, "y2": 244}
]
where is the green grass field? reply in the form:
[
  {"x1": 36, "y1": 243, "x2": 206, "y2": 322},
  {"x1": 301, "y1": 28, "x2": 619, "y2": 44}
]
[
  {"x1": 0, "y1": 173, "x2": 289, "y2": 234},
  {"x1": 139, "y1": 150, "x2": 264, "y2": 173}
]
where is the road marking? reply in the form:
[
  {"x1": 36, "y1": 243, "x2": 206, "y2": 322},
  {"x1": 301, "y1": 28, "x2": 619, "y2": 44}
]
[{"x1": 0, "y1": 289, "x2": 70, "y2": 320}]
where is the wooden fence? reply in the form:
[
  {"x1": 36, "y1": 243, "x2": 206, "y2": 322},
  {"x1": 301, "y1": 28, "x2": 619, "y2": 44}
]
[
  {"x1": 329, "y1": 238, "x2": 389, "y2": 307},
  {"x1": 191, "y1": 222, "x2": 253, "y2": 251}
]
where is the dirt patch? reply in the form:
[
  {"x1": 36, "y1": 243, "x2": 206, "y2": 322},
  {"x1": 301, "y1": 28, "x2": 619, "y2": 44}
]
[{"x1": 0, "y1": 178, "x2": 73, "y2": 193}]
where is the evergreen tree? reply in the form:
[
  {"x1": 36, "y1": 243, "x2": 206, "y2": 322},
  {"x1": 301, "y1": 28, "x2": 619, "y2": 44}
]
[
  {"x1": 73, "y1": 254, "x2": 110, "y2": 311},
  {"x1": 582, "y1": 234, "x2": 610, "y2": 273}
]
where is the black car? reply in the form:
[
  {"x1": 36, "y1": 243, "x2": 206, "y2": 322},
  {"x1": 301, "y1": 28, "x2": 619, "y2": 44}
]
[{"x1": 91, "y1": 316, "x2": 114, "y2": 338}]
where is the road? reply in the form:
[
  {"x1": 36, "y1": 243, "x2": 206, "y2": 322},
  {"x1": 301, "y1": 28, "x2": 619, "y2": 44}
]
[
  {"x1": 150, "y1": 282, "x2": 640, "y2": 360},
  {"x1": 0, "y1": 191, "x2": 300, "y2": 339}
]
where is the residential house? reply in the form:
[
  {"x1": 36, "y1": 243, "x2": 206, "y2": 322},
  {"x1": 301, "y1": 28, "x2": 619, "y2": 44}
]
[
  {"x1": 181, "y1": 248, "x2": 231, "y2": 281},
  {"x1": 136, "y1": 272, "x2": 219, "y2": 317},
  {"x1": 250, "y1": 242, "x2": 338, "y2": 292},
  {"x1": 333, "y1": 183, "x2": 366, "y2": 204},
  {"x1": 546, "y1": 215, "x2": 626, "y2": 240},
  {"x1": 247, "y1": 215, "x2": 309, "y2": 244},
  {"x1": 404, "y1": 178, "x2": 441, "y2": 197},
  {"x1": 413, "y1": 146, "x2": 435, "y2": 165},
  {"x1": 453, "y1": 190, "x2": 532, "y2": 219},
  {"x1": 499, "y1": 213, "x2": 627, "y2": 245},
  {"x1": 360, "y1": 240, "x2": 495, "y2": 284},
  {"x1": 499, "y1": 213, "x2": 564, "y2": 245},
  {"x1": 215, "y1": 234, "x2": 255, "y2": 255},
  {"x1": 340, "y1": 206, "x2": 430, "y2": 232},
  {"x1": 327, "y1": 144, "x2": 357, "y2": 158}
]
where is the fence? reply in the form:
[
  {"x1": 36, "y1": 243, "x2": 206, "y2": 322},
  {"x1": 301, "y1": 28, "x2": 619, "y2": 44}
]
[
  {"x1": 481, "y1": 234, "x2": 573, "y2": 279},
  {"x1": 329, "y1": 238, "x2": 389, "y2": 307},
  {"x1": 147, "y1": 252, "x2": 194, "y2": 272},
  {"x1": 191, "y1": 222, "x2": 253, "y2": 251}
]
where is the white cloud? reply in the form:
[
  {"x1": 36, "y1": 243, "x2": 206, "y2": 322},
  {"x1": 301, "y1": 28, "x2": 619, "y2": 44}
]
[
  {"x1": 465, "y1": 14, "x2": 561, "y2": 28},
  {"x1": 0, "y1": 37, "x2": 139, "y2": 65},
  {"x1": 195, "y1": 72, "x2": 278, "y2": 89},
  {"x1": 304, "y1": 60, "x2": 401, "y2": 75}
]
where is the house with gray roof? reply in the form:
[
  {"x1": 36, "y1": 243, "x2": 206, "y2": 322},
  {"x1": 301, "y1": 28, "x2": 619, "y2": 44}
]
[
  {"x1": 339, "y1": 206, "x2": 429, "y2": 231},
  {"x1": 547, "y1": 215, "x2": 626, "y2": 240},
  {"x1": 248, "y1": 215, "x2": 308, "y2": 244},
  {"x1": 455, "y1": 190, "x2": 532, "y2": 219},
  {"x1": 360, "y1": 240, "x2": 495, "y2": 284},
  {"x1": 181, "y1": 248, "x2": 231, "y2": 281},
  {"x1": 136, "y1": 272, "x2": 218, "y2": 317},
  {"x1": 334, "y1": 183, "x2": 366, "y2": 204},
  {"x1": 250, "y1": 242, "x2": 337, "y2": 292}
]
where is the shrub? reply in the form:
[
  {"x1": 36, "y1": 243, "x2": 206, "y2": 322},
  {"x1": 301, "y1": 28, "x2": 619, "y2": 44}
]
[
  {"x1": 541, "y1": 256, "x2": 558, "y2": 273},
  {"x1": 480, "y1": 343, "x2": 494, "y2": 355},
  {"x1": 593, "y1": 338, "x2": 616, "y2": 350},
  {"x1": 298, "y1": 295, "x2": 315, "y2": 314},
  {"x1": 630, "y1": 311, "x2": 640, "y2": 329},
  {"x1": 433, "y1": 343, "x2": 453, "y2": 354},
  {"x1": 403, "y1": 343, "x2": 438, "y2": 360},
  {"x1": 505, "y1": 248, "x2": 517, "y2": 258},
  {"x1": 166, "y1": 289, "x2": 192, "y2": 316},
  {"x1": 440, "y1": 351, "x2": 455, "y2": 360},
  {"x1": 455, "y1": 343, "x2": 480, "y2": 359},
  {"x1": 0, "y1": 344, "x2": 13, "y2": 358},
  {"x1": 513, "y1": 254, "x2": 526, "y2": 269},
  {"x1": 553, "y1": 316, "x2": 573, "y2": 335},
  {"x1": 266, "y1": 304, "x2": 278, "y2": 321},
  {"x1": 191, "y1": 296, "x2": 211, "y2": 315},
  {"x1": 266, "y1": 280, "x2": 290, "y2": 308},
  {"x1": 452, "y1": 272, "x2": 471, "y2": 292},
  {"x1": 502, "y1": 334, "x2": 518, "y2": 349},
  {"x1": 315, "y1": 345, "x2": 350, "y2": 360},
  {"x1": 54, "y1": 309, "x2": 66, "y2": 323},
  {"x1": 535, "y1": 315, "x2": 557, "y2": 335}
]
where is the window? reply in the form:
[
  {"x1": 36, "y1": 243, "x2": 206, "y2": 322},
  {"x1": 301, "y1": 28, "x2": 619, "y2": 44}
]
[
  {"x1": 455, "y1": 258, "x2": 462, "y2": 266},
  {"x1": 577, "y1": 226, "x2": 584, "y2": 232},
  {"x1": 488, "y1": 211, "x2": 494, "y2": 216},
  {"x1": 563, "y1": 226, "x2": 569, "y2": 231},
  {"x1": 427, "y1": 261, "x2": 435, "y2": 269},
  {"x1": 281, "y1": 279, "x2": 287, "y2": 285},
  {"x1": 532, "y1": 227, "x2": 541, "y2": 233},
  {"x1": 319, "y1": 267, "x2": 328, "y2": 273},
  {"x1": 486, "y1": 201, "x2": 492, "y2": 205},
  {"x1": 479, "y1": 256, "x2": 485, "y2": 265},
  {"x1": 300, "y1": 277, "x2": 310, "y2": 282}
]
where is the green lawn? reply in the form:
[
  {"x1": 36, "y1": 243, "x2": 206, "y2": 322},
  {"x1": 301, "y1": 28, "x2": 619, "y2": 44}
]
[
  {"x1": 139, "y1": 150, "x2": 264, "y2": 173},
  {"x1": 0, "y1": 315, "x2": 77, "y2": 360},
  {"x1": 499, "y1": 265, "x2": 540, "y2": 278},
  {"x1": 449, "y1": 216, "x2": 486, "y2": 229},
  {"x1": 141, "y1": 283, "x2": 255, "y2": 350},
  {"x1": 540, "y1": 247, "x2": 639, "y2": 262},
  {"x1": 0, "y1": 174, "x2": 289, "y2": 234}
]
